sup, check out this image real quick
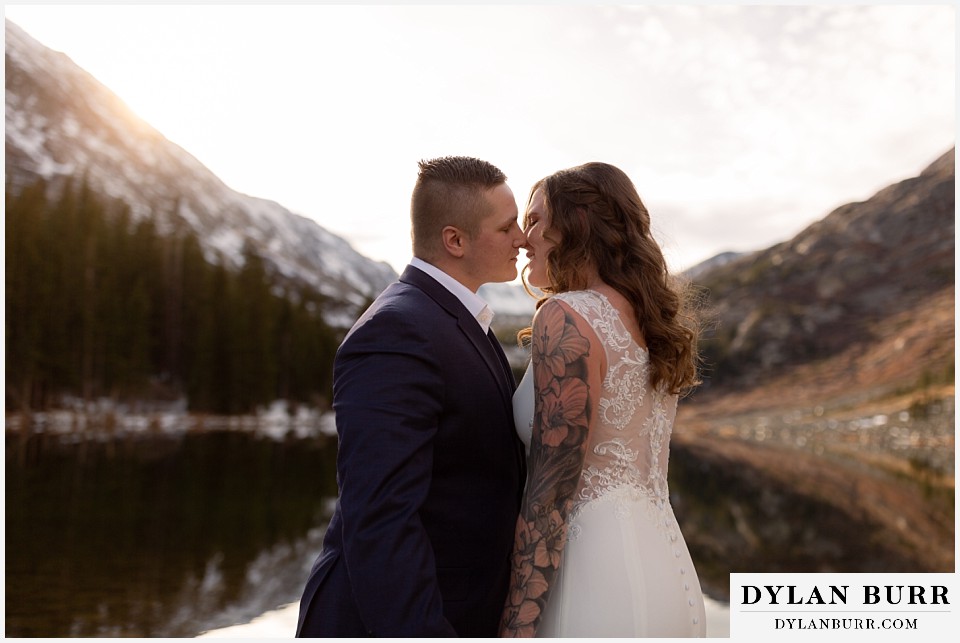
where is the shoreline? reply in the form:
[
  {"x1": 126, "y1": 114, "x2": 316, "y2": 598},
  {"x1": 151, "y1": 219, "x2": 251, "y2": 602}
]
[{"x1": 197, "y1": 598, "x2": 732, "y2": 638}]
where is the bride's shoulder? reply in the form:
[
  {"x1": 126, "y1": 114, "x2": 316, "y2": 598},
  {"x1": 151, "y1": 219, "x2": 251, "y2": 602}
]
[
  {"x1": 546, "y1": 289, "x2": 606, "y2": 317},
  {"x1": 548, "y1": 289, "x2": 605, "y2": 307},
  {"x1": 530, "y1": 294, "x2": 605, "y2": 368},
  {"x1": 532, "y1": 292, "x2": 601, "y2": 332}
]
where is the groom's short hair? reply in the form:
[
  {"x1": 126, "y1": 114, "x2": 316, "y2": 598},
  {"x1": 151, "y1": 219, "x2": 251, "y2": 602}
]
[{"x1": 410, "y1": 156, "x2": 507, "y2": 261}]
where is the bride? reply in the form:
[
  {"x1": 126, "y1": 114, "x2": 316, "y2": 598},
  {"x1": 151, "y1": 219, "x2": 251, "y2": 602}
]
[{"x1": 500, "y1": 162, "x2": 706, "y2": 638}]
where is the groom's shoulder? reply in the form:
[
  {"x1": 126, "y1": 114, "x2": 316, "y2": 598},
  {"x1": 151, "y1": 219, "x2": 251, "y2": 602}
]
[
  {"x1": 344, "y1": 279, "x2": 448, "y2": 339},
  {"x1": 372, "y1": 278, "x2": 438, "y2": 316}
]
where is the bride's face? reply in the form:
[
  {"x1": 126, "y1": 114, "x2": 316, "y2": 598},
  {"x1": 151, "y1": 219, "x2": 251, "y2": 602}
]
[{"x1": 523, "y1": 188, "x2": 556, "y2": 289}]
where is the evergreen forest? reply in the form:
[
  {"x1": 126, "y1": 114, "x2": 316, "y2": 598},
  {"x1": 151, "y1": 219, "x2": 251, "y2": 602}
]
[{"x1": 5, "y1": 177, "x2": 341, "y2": 414}]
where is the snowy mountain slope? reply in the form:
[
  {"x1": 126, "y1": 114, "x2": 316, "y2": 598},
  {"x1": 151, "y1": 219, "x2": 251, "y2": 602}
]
[
  {"x1": 4, "y1": 19, "x2": 396, "y2": 328},
  {"x1": 681, "y1": 251, "x2": 746, "y2": 282}
]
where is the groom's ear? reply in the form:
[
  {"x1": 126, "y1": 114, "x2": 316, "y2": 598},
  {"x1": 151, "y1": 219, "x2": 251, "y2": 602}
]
[{"x1": 440, "y1": 225, "x2": 467, "y2": 258}]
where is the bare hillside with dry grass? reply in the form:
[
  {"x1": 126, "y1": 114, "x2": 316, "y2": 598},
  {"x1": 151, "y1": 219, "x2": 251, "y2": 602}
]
[{"x1": 668, "y1": 149, "x2": 955, "y2": 600}]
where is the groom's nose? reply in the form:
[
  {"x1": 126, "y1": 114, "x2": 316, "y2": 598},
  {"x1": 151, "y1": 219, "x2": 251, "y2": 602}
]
[{"x1": 511, "y1": 225, "x2": 527, "y2": 247}]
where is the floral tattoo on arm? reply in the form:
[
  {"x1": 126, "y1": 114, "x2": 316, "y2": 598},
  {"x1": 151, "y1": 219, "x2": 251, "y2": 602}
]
[{"x1": 500, "y1": 301, "x2": 592, "y2": 637}]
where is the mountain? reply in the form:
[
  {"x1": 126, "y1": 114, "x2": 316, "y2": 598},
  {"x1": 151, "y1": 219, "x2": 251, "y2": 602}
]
[
  {"x1": 6, "y1": 17, "x2": 952, "y2": 394},
  {"x1": 690, "y1": 147, "x2": 955, "y2": 395},
  {"x1": 669, "y1": 150, "x2": 954, "y2": 599},
  {"x1": 681, "y1": 251, "x2": 745, "y2": 282},
  {"x1": 4, "y1": 19, "x2": 396, "y2": 328},
  {"x1": 479, "y1": 281, "x2": 538, "y2": 327}
]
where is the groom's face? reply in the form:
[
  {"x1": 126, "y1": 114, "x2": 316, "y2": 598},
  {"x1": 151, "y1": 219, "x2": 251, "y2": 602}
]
[{"x1": 461, "y1": 183, "x2": 525, "y2": 287}]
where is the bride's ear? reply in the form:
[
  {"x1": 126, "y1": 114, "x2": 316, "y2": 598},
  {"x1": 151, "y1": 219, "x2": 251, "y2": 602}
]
[{"x1": 441, "y1": 226, "x2": 467, "y2": 258}]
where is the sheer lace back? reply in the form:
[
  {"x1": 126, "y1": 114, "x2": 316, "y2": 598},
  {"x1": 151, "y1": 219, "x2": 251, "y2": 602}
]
[{"x1": 551, "y1": 291, "x2": 678, "y2": 526}]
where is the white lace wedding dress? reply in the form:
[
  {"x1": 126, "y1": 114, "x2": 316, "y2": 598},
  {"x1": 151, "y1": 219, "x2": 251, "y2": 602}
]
[{"x1": 513, "y1": 290, "x2": 706, "y2": 637}]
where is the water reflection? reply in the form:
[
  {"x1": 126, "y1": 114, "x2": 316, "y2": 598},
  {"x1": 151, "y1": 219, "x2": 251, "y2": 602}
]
[{"x1": 5, "y1": 423, "x2": 338, "y2": 637}]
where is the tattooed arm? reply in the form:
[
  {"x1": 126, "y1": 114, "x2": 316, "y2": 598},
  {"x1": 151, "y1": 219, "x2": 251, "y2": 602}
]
[{"x1": 499, "y1": 299, "x2": 601, "y2": 637}]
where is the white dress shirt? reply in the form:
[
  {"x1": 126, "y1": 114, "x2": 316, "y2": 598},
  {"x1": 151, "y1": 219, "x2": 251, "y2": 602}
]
[{"x1": 409, "y1": 257, "x2": 495, "y2": 333}]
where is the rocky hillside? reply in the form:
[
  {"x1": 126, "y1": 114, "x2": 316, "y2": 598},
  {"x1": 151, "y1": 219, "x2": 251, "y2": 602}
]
[
  {"x1": 670, "y1": 149, "x2": 954, "y2": 600},
  {"x1": 692, "y1": 148, "x2": 954, "y2": 396},
  {"x1": 4, "y1": 19, "x2": 396, "y2": 328}
]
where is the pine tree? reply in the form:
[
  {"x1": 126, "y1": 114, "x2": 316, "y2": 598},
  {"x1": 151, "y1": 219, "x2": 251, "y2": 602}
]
[{"x1": 5, "y1": 177, "x2": 345, "y2": 415}]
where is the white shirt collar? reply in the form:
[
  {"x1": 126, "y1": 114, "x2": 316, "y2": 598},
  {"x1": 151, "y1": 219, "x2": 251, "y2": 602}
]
[{"x1": 409, "y1": 257, "x2": 495, "y2": 333}]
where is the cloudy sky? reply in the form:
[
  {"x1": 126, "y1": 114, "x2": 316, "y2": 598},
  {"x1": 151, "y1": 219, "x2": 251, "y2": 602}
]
[{"x1": 4, "y1": 3, "x2": 955, "y2": 277}]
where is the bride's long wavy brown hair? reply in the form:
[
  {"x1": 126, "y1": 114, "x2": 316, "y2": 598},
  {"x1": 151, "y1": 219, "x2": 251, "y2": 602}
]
[{"x1": 520, "y1": 162, "x2": 701, "y2": 395}]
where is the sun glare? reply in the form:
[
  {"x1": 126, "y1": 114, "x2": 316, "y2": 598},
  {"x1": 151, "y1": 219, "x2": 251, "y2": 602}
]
[{"x1": 3, "y1": 3, "x2": 954, "y2": 276}]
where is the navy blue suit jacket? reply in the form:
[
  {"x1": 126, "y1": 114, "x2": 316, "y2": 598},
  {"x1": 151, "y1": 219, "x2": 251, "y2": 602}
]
[{"x1": 296, "y1": 265, "x2": 526, "y2": 637}]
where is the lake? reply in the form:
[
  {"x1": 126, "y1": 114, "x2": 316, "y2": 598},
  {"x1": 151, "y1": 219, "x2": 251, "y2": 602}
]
[
  {"x1": 5, "y1": 411, "x2": 732, "y2": 637},
  {"x1": 5, "y1": 415, "x2": 338, "y2": 637},
  {"x1": 196, "y1": 597, "x2": 732, "y2": 638}
]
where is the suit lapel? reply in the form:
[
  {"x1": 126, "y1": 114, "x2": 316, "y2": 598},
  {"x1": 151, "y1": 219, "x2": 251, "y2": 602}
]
[
  {"x1": 400, "y1": 267, "x2": 515, "y2": 407},
  {"x1": 401, "y1": 266, "x2": 527, "y2": 488},
  {"x1": 458, "y1": 318, "x2": 514, "y2": 404},
  {"x1": 486, "y1": 329, "x2": 516, "y2": 391}
]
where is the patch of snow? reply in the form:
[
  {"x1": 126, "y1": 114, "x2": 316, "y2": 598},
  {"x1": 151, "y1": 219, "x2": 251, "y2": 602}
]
[
  {"x1": 479, "y1": 282, "x2": 538, "y2": 317},
  {"x1": 6, "y1": 17, "x2": 398, "y2": 328}
]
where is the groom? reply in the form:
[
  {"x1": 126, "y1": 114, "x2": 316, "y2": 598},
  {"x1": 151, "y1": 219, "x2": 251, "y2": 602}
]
[{"x1": 296, "y1": 156, "x2": 528, "y2": 637}]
